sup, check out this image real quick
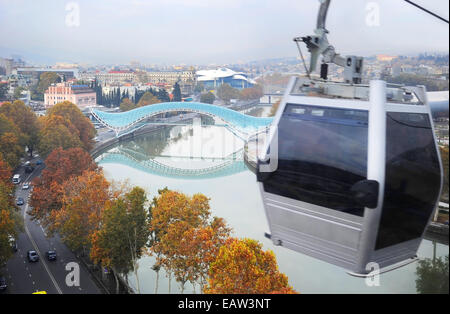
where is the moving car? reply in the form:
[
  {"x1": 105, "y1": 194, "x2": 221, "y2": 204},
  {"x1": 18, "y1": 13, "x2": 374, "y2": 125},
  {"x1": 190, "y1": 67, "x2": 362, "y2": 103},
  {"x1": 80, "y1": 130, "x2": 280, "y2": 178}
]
[
  {"x1": 16, "y1": 197, "x2": 24, "y2": 206},
  {"x1": 12, "y1": 174, "x2": 21, "y2": 184},
  {"x1": 46, "y1": 251, "x2": 57, "y2": 261},
  {"x1": 22, "y1": 183, "x2": 30, "y2": 190},
  {"x1": 27, "y1": 250, "x2": 39, "y2": 262}
]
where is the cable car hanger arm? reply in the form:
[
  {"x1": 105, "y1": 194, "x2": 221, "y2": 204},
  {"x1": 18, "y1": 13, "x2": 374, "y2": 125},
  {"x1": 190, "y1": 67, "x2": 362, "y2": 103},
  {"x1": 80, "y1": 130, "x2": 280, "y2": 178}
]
[{"x1": 293, "y1": 0, "x2": 363, "y2": 84}]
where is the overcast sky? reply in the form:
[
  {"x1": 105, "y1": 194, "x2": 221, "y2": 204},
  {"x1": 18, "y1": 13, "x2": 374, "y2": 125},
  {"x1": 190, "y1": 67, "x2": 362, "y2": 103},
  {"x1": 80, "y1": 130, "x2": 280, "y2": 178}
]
[{"x1": 0, "y1": 0, "x2": 448, "y2": 65}]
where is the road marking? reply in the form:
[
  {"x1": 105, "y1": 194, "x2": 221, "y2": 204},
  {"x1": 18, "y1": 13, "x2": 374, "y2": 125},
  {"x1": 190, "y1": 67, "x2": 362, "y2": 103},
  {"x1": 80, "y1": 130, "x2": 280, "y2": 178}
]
[{"x1": 23, "y1": 204, "x2": 63, "y2": 295}]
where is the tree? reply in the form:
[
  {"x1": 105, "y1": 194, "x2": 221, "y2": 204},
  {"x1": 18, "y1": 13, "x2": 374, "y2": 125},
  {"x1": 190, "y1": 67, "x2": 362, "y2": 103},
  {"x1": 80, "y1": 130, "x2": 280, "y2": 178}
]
[
  {"x1": 0, "y1": 100, "x2": 40, "y2": 157},
  {"x1": 13, "y1": 86, "x2": 26, "y2": 100},
  {"x1": 90, "y1": 198, "x2": 133, "y2": 294},
  {"x1": 239, "y1": 85, "x2": 263, "y2": 101},
  {"x1": 0, "y1": 112, "x2": 25, "y2": 168},
  {"x1": 137, "y1": 92, "x2": 160, "y2": 108},
  {"x1": 53, "y1": 170, "x2": 110, "y2": 253},
  {"x1": 37, "y1": 115, "x2": 84, "y2": 158},
  {"x1": 149, "y1": 190, "x2": 213, "y2": 293},
  {"x1": 91, "y1": 187, "x2": 150, "y2": 294},
  {"x1": 0, "y1": 154, "x2": 23, "y2": 266},
  {"x1": 416, "y1": 255, "x2": 449, "y2": 294},
  {"x1": 172, "y1": 82, "x2": 182, "y2": 102},
  {"x1": 29, "y1": 147, "x2": 97, "y2": 228},
  {"x1": 36, "y1": 72, "x2": 61, "y2": 96},
  {"x1": 200, "y1": 92, "x2": 215, "y2": 104},
  {"x1": 0, "y1": 82, "x2": 7, "y2": 100},
  {"x1": 204, "y1": 238, "x2": 298, "y2": 294},
  {"x1": 120, "y1": 98, "x2": 137, "y2": 112},
  {"x1": 46, "y1": 101, "x2": 95, "y2": 151},
  {"x1": 0, "y1": 132, "x2": 23, "y2": 169},
  {"x1": 217, "y1": 84, "x2": 241, "y2": 104}
]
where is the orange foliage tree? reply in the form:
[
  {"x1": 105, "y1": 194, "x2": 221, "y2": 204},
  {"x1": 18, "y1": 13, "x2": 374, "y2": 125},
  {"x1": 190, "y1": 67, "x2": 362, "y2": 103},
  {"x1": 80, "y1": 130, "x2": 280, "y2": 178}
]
[
  {"x1": 52, "y1": 170, "x2": 110, "y2": 253},
  {"x1": 46, "y1": 101, "x2": 96, "y2": 151},
  {"x1": 204, "y1": 238, "x2": 298, "y2": 294},
  {"x1": 149, "y1": 190, "x2": 231, "y2": 293},
  {"x1": 29, "y1": 147, "x2": 97, "y2": 228}
]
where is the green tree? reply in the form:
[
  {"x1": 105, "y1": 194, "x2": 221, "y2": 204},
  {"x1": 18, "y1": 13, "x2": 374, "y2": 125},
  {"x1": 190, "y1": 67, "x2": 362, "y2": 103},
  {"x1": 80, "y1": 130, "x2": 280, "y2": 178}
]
[
  {"x1": 13, "y1": 87, "x2": 26, "y2": 100},
  {"x1": 217, "y1": 84, "x2": 240, "y2": 104},
  {"x1": 36, "y1": 72, "x2": 61, "y2": 96},
  {"x1": 0, "y1": 82, "x2": 7, "y2": 100},
  {"x1": 200, "y1": 92, "x2": 215, "y2": 104},
  {"x1": 416, "y1": 255, "x2": 449, "y2": 294},
  {"x1": 91, "y1": 187, "x2": 150, "y2": 294},
  {"x1": 172, "y1": 82, "x2": 182, "y2": 102}
]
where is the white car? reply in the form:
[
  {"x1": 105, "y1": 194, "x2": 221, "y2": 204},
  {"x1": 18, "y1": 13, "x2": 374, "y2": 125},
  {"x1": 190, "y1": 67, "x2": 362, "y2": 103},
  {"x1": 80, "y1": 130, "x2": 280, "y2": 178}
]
[{"x1": 22, "y1": 183, "x2": 30, "y2": 190}]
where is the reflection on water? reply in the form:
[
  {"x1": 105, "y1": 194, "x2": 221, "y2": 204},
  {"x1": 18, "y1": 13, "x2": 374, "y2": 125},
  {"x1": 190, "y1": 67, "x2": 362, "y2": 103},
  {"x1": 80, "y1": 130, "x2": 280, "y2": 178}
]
[{"x1": 96, "y1": 109, "x2": 449, "y2": 294}]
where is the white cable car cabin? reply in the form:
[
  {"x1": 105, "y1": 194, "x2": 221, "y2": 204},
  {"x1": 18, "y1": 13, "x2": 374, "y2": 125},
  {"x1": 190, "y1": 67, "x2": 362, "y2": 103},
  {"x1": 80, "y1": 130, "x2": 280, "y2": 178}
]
[
  {"x1": 258, "y1": 77, "x2": 444, "y2": 275},
  {"x1": 257, "y1": 0, "x2": 446, "y2": 275}
]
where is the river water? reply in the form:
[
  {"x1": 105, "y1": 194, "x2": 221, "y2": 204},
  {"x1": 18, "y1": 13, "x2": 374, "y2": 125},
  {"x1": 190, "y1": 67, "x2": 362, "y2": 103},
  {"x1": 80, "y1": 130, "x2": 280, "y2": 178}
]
[{"x1": 96, "y1": 106, "x2": 449, "y2": 294}]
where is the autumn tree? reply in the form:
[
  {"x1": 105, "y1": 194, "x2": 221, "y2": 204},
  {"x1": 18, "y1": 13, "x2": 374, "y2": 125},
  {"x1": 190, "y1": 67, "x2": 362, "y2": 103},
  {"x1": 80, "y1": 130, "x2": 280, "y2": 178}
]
[
  {"x1": 53, "y1": 170, "x2": 110, "y2": 253},
  {"x1": 37, "y1": 115, "x2": 84, "y2": 158},
  {"x1": 29, "y1": 147, "x2": 97, "y2": 228},
  {"x1": 239, "y1": 85, "x2": 264, "y2": 101},
  {"x1": 119, "y1": 98, "x2": 137, "y2": 112},
  {"x1": 0, "y1": 154, "x2": 23, "y2": 266},
  {"x1": 204, "y1": 238, "x2": 298, "y2": 294},
  {"x1": 0, "y1": 100, "x2": 40, "y2": 156},
  {"x1": 137, "y1": 92, "x2": 160, "y2": 108},
  {"x1": 149, "y1": 190, "x2": 230, "y2": 294},
  {"x1": 46, "y1": 101, "x2": 96, "y2": 151},
  {"x1": 0, "y1": 112, "x2": 25, "y2": 168}
]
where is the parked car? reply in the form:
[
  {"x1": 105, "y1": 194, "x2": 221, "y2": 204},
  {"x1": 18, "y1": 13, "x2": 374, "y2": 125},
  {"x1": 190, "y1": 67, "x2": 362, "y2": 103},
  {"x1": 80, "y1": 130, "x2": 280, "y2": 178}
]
[
  {"x1": 27, "y1": 250, "x2": 39, "y2": 262},
  {"x1": 46, "y1": 251, "x2": 57, "y2": 261},
  {"x1": 25, "y1": 165, "x2": 34, "y2": 173},
  {"x1": 35, "y1": 159, "x2": 43, "y2": 166},
  {"x1": 16, "y1": 197, "x2": 24, "y2": 206},
  {"x1": 0, "y1": 276, "x2": 7, "y2": 291}
]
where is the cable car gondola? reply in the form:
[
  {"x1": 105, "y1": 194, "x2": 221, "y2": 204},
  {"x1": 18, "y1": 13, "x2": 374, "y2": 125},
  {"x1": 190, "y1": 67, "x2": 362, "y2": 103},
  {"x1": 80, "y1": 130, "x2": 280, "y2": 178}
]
[{"x1": 257, "y1": 0, "x2": 445, "y2": 275}]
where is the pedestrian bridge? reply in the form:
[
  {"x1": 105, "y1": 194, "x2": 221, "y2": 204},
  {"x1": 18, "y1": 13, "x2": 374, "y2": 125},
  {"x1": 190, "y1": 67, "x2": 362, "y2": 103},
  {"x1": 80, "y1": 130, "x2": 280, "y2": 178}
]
[
  {"x1": 91, "y1": 102, "x2": 273, "y2": 137},
  {"x1": 97, "y1": 146, "x2": 248, "y2": 180}
]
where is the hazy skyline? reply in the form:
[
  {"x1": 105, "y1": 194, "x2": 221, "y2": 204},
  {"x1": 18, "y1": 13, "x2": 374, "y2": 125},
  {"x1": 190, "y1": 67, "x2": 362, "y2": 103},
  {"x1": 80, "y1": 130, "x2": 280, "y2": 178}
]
[{"x1": 0, "y1": 0, "x2": 448, "y2": 65}]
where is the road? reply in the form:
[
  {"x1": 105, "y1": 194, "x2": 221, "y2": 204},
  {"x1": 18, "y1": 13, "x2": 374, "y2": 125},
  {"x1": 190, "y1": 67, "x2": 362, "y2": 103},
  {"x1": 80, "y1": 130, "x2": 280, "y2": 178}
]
[{"x1": 2, "y1": 158, "x2": 102, "y2": 294}]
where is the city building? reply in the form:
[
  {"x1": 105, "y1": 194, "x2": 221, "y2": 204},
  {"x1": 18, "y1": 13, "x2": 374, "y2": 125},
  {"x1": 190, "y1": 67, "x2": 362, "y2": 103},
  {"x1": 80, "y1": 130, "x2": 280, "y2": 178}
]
[
  {"x1": 44, "y1": 82, "x2": 96, "y2": 109},
  {"x1": 16, "y1": 67, "x2": 79, "y2": 82},
  {"x1": 95, "y1": 70, "x2": 138, "y2": 85},
  {"x1": 196, "y1": 68, "x2": 255, "y2": 90}
]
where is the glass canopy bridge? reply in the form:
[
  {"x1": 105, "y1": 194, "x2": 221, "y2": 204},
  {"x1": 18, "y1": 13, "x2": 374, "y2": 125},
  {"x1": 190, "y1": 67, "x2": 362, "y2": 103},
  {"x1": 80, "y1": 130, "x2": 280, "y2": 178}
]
[
  {"x1": 96, "y1": 146, "x2": 247, "y2": 180},
  {"x1": 91, "y1": 102, "x2": 274, "y2": 138}
]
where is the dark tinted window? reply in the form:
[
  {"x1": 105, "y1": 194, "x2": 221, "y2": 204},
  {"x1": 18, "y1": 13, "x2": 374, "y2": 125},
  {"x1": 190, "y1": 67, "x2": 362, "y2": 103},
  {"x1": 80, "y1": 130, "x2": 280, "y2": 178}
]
[
  {"x1": 376, "y1": 112, "x2": 441, "y2": 250},
  {"x1": 262, "y1": 104, "x2": 369, "y2": 216}
]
